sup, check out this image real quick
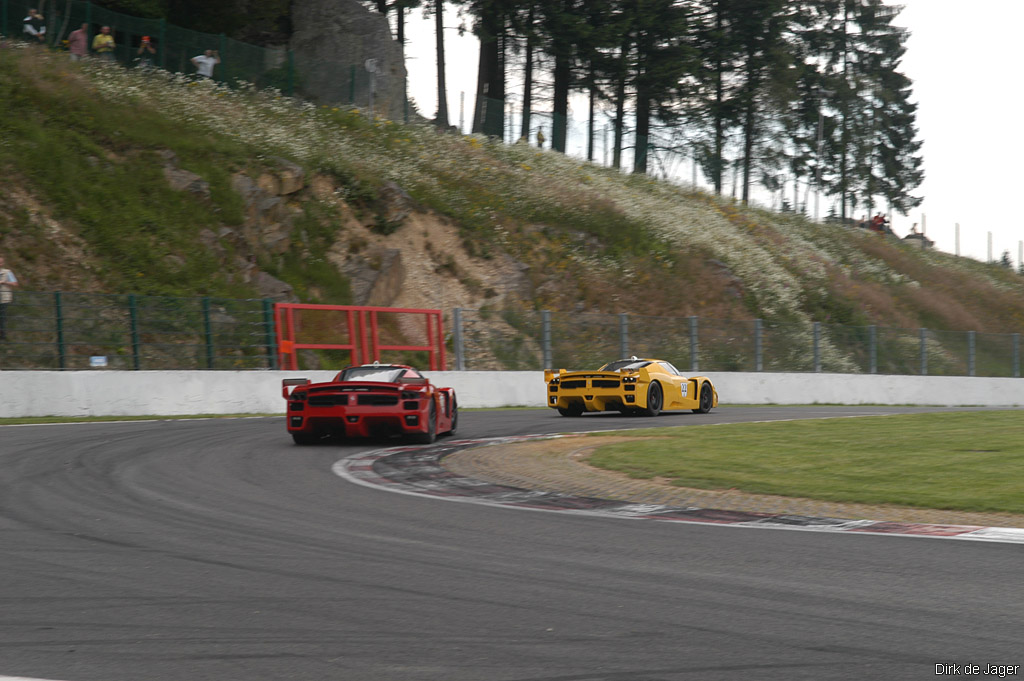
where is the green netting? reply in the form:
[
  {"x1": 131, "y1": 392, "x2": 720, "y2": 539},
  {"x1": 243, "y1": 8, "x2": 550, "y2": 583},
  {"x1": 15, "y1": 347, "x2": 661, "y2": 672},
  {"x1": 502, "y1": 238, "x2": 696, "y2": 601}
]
[
  {"x1": 1, "y1": 0, "x2": 294, "y2": 93},
  {"x1": 0, "y1": 291, "x2": 276, "y2": 370}
]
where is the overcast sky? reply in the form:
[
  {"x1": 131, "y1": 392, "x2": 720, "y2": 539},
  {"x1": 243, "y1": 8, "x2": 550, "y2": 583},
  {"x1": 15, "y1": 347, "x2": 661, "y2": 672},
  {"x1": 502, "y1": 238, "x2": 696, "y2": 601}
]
[{"x1": 400, "y1": 1, "x2": 1024, "y2": 265}]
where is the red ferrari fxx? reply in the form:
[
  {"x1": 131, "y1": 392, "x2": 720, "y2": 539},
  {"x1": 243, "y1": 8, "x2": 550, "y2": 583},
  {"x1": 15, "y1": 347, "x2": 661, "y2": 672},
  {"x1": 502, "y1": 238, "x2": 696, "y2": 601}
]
[{"x1": 282, "y1": 363, "x2": 457, "y2": 445}]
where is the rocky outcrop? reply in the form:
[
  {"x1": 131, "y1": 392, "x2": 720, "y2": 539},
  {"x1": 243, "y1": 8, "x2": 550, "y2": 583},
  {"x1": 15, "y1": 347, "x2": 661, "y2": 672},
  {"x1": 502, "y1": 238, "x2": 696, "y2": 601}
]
[
  {"x1": 376, "y1": 180, "x2": 416, "y2": 227},
  {"x1": 339, "y1": 247, "x2": 406, "y2": 306},
  {"x1": 159, "y1": 150, "x2": 211, "y2": 199},
  {"x1": 230, "y1": 161, "x2": 305, "y2": 255},
  {"x1": 290, "y1": 0, "x2": 407, "y2": 120}
]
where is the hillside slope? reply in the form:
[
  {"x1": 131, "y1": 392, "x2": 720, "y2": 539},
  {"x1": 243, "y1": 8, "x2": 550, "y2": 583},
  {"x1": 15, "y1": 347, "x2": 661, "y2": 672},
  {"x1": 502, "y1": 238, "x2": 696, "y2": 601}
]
[{"x1": 2, "y1": 45, "x2": 1023, "y2": 354}]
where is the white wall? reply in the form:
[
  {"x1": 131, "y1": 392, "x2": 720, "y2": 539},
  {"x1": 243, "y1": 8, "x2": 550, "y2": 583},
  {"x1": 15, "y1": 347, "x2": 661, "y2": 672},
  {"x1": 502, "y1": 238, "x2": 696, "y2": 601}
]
[
  {"x1": 703, "y1": 372, "x2": 1024, "y2": 408},
  {"x1": 0, "y1": 370, "x2": 1022, "y2": 418}
]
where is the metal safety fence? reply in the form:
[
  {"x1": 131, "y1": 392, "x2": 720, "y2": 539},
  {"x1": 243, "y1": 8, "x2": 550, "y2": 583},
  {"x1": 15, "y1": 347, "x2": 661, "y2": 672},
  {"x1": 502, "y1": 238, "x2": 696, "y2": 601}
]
[
  {"x1": 0, "y1": 291, "x2": 276, "y2": 370},
  {"x1": 451, "y1": 308, "x2": 1024, "y2": 378},
  {"x1": 1, "y1": 292, "x2": 1022, "y2": 376}
]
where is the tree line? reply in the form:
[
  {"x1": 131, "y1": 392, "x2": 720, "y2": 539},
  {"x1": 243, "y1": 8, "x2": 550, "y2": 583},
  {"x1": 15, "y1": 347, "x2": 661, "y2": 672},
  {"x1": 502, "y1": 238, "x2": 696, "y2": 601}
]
[
  {"x1": 87, "y1": 0, "x2": 922, "y2": 220},
  {"x1": 364, "y1": 0, "x2": 922, "y2": 221}
]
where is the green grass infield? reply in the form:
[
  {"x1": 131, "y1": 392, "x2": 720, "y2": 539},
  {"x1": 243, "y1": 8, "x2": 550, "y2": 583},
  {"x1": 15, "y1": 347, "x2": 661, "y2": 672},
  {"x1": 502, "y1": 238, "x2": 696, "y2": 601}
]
[{"x1": 587, "y1": 411, "x2": 1024, "y2": 515}]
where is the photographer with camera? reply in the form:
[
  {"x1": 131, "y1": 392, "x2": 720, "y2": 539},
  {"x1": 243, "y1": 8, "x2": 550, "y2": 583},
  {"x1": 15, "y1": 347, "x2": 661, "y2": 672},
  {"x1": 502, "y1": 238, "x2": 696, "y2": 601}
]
[{"x1": 137, "y1": 35, "x2": 156, "y2": 68}]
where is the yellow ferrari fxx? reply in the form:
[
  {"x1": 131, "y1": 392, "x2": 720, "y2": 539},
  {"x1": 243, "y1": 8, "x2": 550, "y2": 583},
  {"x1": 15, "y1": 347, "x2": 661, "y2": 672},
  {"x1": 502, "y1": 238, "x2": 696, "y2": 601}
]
[{"x1": 544, "y1": 357, "x2": 718, "y2": 417}]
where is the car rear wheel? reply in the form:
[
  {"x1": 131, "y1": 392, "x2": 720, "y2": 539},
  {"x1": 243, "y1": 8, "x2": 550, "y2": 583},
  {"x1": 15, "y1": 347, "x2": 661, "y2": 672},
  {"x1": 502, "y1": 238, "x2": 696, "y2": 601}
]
[
  {"x1": 411, "y1": 403, "x2": 437, "y2": 444},
  {"x1": 641, "y1": 382, "x2": 663, "y2": 417},
  {"x1": 445, "y1": 396, "x2": 458, "y2": 435},
  {"x1": 692, "y1": 383, "x2": 713, "y2": 414},
  {"x1": 291, "y1": 432, "x2": 320, "y2": 446},
  {"x1": 557, "y1": 403, "x2": 584, "y2": 417}
]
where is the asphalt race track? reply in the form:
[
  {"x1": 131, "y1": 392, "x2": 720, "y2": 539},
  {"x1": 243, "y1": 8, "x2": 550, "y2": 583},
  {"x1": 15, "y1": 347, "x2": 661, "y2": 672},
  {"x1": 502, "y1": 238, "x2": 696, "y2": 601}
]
[{"x1": 1, "y1": 406, "x2": 1021, "y2": 681}]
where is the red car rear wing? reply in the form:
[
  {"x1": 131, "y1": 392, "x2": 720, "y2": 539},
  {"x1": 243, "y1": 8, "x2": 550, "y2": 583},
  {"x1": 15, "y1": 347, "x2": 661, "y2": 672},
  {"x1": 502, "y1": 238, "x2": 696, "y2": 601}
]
[{"x1": 282, "y1": 377, "x2": 310, "y2": 399}]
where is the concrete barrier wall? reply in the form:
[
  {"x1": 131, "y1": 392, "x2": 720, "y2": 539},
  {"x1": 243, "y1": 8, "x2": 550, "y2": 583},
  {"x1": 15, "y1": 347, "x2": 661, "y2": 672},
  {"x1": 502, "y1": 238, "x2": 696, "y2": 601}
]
[
  {"x1": 703, "y1": 372, "x2": 1024, "y2": 408},
  {"x1": 0, "y1": 370, "x2": 1022, "y2": 418}
]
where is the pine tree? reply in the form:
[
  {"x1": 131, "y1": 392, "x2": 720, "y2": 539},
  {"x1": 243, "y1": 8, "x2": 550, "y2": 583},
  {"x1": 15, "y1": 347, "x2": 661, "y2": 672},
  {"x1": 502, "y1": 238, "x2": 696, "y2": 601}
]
[
  {"x1": 469, "y1": 0, "x2": 508, "y2": 137},
  {"x1": 429, "y1": 0, "x2": 452, "y2": 129},
  {"x1": 686, "y1": 0, "x2": 741, "y2": 193},
  {"x1": 629, "y1": 0, "x2": 692, "y2": 174},
  {"x1": 537, "y1": 0, "x2": 587, "y2": 153},
  {"x1": 807, "y1": 0, "x2": 922, "y2": 220},
  {"x1": 729, "y1": 0, "x2": 792, "y2": 201}
]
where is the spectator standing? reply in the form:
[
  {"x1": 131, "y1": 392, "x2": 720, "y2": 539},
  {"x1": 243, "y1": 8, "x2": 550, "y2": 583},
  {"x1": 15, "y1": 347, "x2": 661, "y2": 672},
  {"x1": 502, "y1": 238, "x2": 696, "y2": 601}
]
[
  {"x1": 92, "y1": 26, "x2": 115, "y2": 61},
  {"x1": 0, "y1": 255, "x2": 19, "y2": 341},
  {"x1": 23, "y1": 9, "x2": 46, "y2": 43},
  {"x1": 67, "y1": 23, "x2": 88, "y2": 61},
  {"x1": 536, "y1": 127, "x2": 545, "y2": 149},
  {"x1": 136, "y1": 35, "x2": 156, "y2": 68},
  {"x1": 191, "y1": 49, "x2": 220, "y2": 79}
]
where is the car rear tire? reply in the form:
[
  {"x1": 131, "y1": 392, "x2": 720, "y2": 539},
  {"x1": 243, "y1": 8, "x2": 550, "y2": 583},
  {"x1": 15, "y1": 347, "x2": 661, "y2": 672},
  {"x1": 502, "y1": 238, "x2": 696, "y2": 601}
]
[
  {"x1": 445, "y1": 396, "x2": 458, "y2": 435},
  {"x1": 411, "y1": 403, "x2": 437, "y2": 444},
  {"x1": 291, "y1": 432, "x2": 320, "y2": 446},
  {"x1": 642, "y1": 382, "x2": 663, "y2": 417},
  {"x1": 557, "y1": 404, "x2": 584, "y2": 417},
  {"x1": 692, "y1": 382, "x2": 713, "y2": 414}
]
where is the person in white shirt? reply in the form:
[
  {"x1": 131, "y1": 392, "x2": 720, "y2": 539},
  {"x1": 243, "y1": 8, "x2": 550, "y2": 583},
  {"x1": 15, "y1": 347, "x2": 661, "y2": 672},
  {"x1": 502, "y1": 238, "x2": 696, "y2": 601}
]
[
  {"x1": 191, "y1": 49, "x2": 220, "y2": 78},
  {"x1": 23, "y1": 8, "x2": 46, "y2": 43},
  {"x1": 0, "y1": 255, "x2": 19, "y2": 341}
]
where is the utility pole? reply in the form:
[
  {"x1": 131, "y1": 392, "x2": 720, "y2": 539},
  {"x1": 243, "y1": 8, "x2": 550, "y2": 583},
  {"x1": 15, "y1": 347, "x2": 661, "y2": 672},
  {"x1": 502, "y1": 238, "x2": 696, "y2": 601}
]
[{"x1": 459, "y1": 91, "x2": 464, "y2": 133}]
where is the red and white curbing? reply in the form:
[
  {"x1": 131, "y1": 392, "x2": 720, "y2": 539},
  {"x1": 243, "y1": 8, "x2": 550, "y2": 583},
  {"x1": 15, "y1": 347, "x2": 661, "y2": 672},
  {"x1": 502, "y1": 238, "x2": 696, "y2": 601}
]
[{"x1": 333, "y1": 433, "x2": 1024, "y2": 545}]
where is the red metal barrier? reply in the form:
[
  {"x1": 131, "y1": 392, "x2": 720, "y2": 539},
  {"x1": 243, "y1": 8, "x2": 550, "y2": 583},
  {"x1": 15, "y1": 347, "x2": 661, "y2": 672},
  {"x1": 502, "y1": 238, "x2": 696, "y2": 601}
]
[{"x1": 274, "y1": 303, "x2": 446, "y2": 371}]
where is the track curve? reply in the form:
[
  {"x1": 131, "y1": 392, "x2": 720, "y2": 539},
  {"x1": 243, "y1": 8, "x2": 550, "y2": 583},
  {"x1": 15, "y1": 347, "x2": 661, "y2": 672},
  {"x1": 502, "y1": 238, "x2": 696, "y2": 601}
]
[{"x1": 1, "y1": 407, "x2": 1021, "y2": 681}]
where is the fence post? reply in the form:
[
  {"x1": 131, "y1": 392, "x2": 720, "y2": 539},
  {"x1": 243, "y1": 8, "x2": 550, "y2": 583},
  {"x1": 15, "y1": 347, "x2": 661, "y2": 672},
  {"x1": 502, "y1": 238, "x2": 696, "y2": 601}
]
[
  {"x1": 262, "y1": 298, "x2": 277, "y2": 369},
  {"x1": 128, "y1": 294, "x2": 141, "y2": 370},
  {"x1": 218, "y1": 33, "x2": 227, "y2": 82},
  {"x1": 1013, "y1": 333, "x2": 1020, "y2": 378},
  {"x1": 919, "y1": 327, "x2": 927, "y2": 376},
  {"x1": 869, "y1": 325, "x2": 877, "y2": 374},
  {"x1": 619, "y1": 313, "x2": 628, "y2": 359},
  {"x1": 967, "y1": 330, "x2": 975, "y2": 377},
  {"x1": 54, "y1": 292, "x2": 66, "y2": 370},
  {"x1": 754, "y1": 319, "x2": 763, "y2": 372},
  {"x1": 813, "y1": 321, "x2": 821, "y2": 373},
  {"x1": 689, "y1": 316, "x2": 699, "y2": 372},
  {"x1": 201, "y1": 297, "x2": 214, "y2": 369},
  {"x1": 286, "y1": 49, "x2": 295, "y2": 96},
  {"x1": 541, "y1": 310, "x2": 551, "y2": 370},
  {"x1": 452, "y1": 307, "x2": 465, "y2": 371},
  {"x1": 158, "y1": 18, "x2": 167, "y2": 69}
]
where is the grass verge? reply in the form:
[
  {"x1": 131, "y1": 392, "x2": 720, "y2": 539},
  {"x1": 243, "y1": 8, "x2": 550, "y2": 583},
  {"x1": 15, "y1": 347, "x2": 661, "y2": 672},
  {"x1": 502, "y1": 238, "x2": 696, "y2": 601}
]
[{"x1": 587, "y1": 411, "x2": 1024, "y2": 514}]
